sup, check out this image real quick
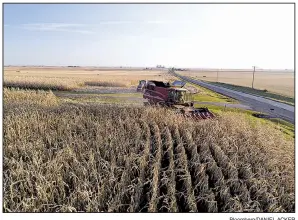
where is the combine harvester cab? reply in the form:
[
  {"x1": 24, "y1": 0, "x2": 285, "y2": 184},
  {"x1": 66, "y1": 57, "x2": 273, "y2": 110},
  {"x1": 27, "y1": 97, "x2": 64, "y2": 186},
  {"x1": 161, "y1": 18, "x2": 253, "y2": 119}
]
[
  {"x1": 143, "y1": 81, "x2": 171, "y2": 105},
  {"x1": 137, "y1": 80, "x2": 146, "y2": 92},
  {"x1": 139, "y1": 80, "x2": 215, "y2": 120}
]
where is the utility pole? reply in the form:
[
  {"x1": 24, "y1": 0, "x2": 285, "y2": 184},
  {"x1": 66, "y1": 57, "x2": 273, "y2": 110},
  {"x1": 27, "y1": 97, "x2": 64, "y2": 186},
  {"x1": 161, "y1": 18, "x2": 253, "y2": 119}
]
[{"x1": 252, "y1": 66, "x2": 256, "y2": 89}]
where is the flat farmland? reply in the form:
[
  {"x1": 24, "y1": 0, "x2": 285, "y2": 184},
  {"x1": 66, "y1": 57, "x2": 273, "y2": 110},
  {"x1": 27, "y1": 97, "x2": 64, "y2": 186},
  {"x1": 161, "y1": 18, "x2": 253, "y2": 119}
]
[
  {"x1": 178, "y1": 70, "x2": 294, "y2": 98},
  {"x1": 3, "y1": 66, "x2": 176, "y2": 106},
  {"x1": 4, "y1": 66, "x2": 173, "y2": 90},
  {"x1": 3, "y1": 66, "x2": 295, "y2": 212}
]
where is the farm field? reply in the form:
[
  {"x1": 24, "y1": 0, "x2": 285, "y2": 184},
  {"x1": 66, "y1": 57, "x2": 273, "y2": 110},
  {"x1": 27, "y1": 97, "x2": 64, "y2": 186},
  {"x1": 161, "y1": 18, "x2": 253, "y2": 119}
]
[
  {"x1": 177, "y1": 70, "x2": 294, "y2": 99},
  {"x1": 3, "y1": 67, "x2": 295, "y2": 212},
  {"x1": 4, "y1": 66, "x2": 173, "y2": 90},
  {"x1": 4, "y1": 66, "x2": 236, "y2": 106}
]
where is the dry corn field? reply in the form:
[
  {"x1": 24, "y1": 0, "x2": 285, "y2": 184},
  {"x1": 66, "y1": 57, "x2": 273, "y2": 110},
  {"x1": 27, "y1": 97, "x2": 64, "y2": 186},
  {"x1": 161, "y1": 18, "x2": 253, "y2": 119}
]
[
  {"x1": 4, "y1": 67, "x2": 174, "y2": 91},
  {"x1": 3, "y1": 88, "x2": 294, "y2": 212}
]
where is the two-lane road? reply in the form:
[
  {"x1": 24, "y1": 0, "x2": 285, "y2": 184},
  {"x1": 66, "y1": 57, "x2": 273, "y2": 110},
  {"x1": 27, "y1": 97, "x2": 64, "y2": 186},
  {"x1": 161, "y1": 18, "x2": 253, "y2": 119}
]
[{"x1": 172, "y1": 71, "x2": 295, "y2": 124}]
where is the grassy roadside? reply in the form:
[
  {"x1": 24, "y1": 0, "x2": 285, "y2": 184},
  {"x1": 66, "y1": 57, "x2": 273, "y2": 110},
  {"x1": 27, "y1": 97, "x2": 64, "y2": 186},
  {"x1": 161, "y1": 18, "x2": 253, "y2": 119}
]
[
  {"x1": 205, "y1": 81, "x2": 294, "y2": 106},
  {"x1": 185, "y1": 82, "x2": 238, "y2": 103},
  {"x1": 174, "y1": 73, "x2": 294, "y2": 138},
  {"x1": 180, "y1": 73, "x2": 294, "y2": 105},
  {"x1": 195, "y1": 103, "x2": 294, "y2": 139},
  {"x1": 172, "y1": 72, "x2": 237, "y2": 103}
]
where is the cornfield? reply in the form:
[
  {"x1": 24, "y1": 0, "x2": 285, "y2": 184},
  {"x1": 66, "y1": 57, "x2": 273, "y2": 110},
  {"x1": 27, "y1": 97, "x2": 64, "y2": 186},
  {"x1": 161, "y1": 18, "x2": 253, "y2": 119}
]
[
  {"x1": 4, "y1": 76, "x2": 83, "y2": 91},
  {"x1": 4, "y1": 76, "x2": 129, "y2": 91},
  {"x1": 3, "y1": 89, "x2": 294, "y2": 212}
]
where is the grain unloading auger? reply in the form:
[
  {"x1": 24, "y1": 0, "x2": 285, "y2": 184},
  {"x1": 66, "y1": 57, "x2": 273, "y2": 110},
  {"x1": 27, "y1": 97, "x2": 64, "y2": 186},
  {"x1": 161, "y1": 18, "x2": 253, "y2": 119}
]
[{"x1": 137, "y1": 80, "x2": 215, "y2": 120}]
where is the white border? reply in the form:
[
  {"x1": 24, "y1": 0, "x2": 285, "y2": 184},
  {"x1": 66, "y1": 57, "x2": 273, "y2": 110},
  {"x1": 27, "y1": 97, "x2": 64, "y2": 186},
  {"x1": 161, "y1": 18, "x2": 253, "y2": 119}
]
[
  {"x1": 1, "y1": 1, "x2": 297, "y2": 220},
  {"x1": 0, "y1": 0, "x2": 295, "y2": 3}
]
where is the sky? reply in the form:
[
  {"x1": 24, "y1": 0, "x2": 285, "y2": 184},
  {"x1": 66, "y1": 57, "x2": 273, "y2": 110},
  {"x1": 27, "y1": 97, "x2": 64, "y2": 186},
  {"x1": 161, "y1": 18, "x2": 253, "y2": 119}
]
[{"x1": 4, "y1": 4, "x2": 295, "y2": 69}]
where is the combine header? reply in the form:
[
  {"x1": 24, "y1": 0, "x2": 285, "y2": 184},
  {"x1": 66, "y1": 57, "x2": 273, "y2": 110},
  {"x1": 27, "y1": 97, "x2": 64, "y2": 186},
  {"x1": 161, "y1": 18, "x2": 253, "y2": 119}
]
[{"x1": 137, "y1": 80, "x2": 215, "y2": 120}]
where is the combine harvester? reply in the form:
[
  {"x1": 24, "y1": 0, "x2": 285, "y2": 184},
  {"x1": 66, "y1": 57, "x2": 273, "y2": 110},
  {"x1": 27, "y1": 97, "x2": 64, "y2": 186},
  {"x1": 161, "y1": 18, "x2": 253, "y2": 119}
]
[{"x1": 137, "y1": 80, "x2": 215, "y2": 120}]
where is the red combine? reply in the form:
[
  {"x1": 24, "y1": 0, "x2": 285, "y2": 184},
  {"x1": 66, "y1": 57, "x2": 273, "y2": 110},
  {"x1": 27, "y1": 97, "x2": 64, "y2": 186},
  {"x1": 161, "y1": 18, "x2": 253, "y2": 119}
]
[{"x1": 137, "y1": 80, "x2": 215, "y2": 120}]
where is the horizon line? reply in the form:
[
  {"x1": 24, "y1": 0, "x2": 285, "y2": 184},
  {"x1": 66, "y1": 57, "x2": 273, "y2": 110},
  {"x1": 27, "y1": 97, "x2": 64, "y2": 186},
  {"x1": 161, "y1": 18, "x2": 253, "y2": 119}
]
[{"x1": 4, "y1": 65, "x2": 294, "y2": 72}]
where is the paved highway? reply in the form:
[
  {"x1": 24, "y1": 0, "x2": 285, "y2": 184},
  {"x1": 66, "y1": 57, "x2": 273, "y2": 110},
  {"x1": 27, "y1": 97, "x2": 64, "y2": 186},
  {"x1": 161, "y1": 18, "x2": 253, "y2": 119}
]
[{"x1": 172, "y1": 71, "x2": 295, "y2": 124}]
